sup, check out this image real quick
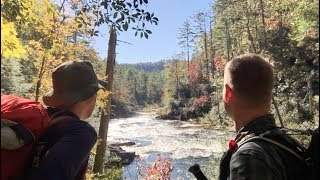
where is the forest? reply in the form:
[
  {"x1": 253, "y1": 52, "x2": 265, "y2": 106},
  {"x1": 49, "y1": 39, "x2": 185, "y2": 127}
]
[{"x1": 1, "y1": 0, "x2": 319, "y2": 179}]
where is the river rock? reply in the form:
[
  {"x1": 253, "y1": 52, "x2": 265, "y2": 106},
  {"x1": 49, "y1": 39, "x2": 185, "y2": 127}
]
[
  {"x1": 155, "y1": 114, "x2": 180, "y2": 120},
  {"x1": 110, "y1": 141, "x2": 135, "y2": 146},
  {"x1": 155, "y1": 112, "x2": 197, "y2": 121},
  {"x1": 107, "y1": 142, "x2": 136, "y2": 166}
]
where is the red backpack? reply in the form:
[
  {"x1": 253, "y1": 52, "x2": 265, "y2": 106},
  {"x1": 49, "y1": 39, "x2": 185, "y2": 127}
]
[{"x1": 1, "y1": 94, "x2": 51, "y2": 180}]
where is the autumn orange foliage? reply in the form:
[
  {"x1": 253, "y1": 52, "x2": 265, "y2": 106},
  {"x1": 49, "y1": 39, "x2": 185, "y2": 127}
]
[
  {"x1": 213, "y1": 56, "x2": 225, "y2": 71},
  {"x1": 137, "y1": 154, "x2": 173, "y2": 180}
]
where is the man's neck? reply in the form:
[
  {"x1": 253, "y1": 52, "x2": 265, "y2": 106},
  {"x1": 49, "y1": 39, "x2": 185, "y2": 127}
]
[
  {"x1": 69, "y1": 105, "x2": 85, "y2": 120},
  {"x1": 232, "y1": 108, "x2": 270, "y2": 132}
]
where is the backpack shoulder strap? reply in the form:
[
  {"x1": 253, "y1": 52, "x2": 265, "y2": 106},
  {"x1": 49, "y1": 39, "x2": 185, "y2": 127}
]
[
  {"x1": 49, "y1": 110, "x2": 74, "y2": 126},
  {"x1": 237, "y1": 131, "x2": 305, "y2": 162},
  {"x1": 30, "y1": 111, "x2": 74, "y2": 168}
]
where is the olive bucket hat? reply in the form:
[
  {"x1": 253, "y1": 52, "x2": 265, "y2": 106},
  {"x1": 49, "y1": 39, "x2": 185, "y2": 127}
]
[{"x1": 43, "y1": 60, "x2": 108, "y2": 108}]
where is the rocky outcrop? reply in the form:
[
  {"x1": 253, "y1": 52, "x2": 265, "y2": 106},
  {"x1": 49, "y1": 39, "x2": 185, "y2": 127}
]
[
  {"x1": 155, "y1": 112, "x2": 198, "y2": 121},
  {"x1": 110, "y1": 142, "x2": 136, "y2": 146},
  {"x1": 107, "y1": 142, "x2": 136, "y2": 167}
]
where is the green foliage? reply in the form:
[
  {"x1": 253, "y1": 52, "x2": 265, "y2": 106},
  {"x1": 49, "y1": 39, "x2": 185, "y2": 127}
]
[
  {"x1": 93, "y1": 169, "x2": 122, "y2": 180},
  {"x1": 161, "y1": 75, "x2": 216, "y2": 120},
  {"x1": 133, "y1": 61, "x2": 165, "y2": 72},
  {"x1": 112, "y1": 62, "x2": 164, "y2": 114},
  {"x1": 146, "y1": 72, "x2": 164, "y2": 104},
  {"x1": 178, "y1": 19, "x2": 196, "y2": 62},
  {"x1": 1, "y1": 58, "x2": 33, "y2": 98},
  {"x1": 289, "y1": 1, "x2": 319, "y2": 43},
  {"x1": 1, "y1": 0, "x2": 102, "y2": 101},
  {"x1": 162, "y1": 59, "x2": 188, "y2": 105},
  {"x1": 86, "y1": 157, "x2": 122, "y2": 180},
  {"x1": 157, "y1": 0, "x2": 319, "y2": 129},
  {"x1": 200, "y1": 103, "x2": 225, "y2": 125},
  {"x1": 72, "y1": 0, "x2": 159, "y2": 38}
]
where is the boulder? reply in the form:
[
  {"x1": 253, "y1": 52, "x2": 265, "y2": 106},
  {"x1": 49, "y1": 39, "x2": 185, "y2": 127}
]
[{"x1": 107, "y1": 142, "x2": 136, "y2": 166}]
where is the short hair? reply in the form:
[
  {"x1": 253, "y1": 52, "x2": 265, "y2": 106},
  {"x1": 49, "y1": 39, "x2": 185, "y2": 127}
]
[{"x1": 225, "y1": 53, "x2": 274, "y2": 107}]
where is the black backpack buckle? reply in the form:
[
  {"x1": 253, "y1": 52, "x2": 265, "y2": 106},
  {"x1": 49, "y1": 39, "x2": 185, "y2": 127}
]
[{"x1": 305, "y1": 157, "x2": 313, "y2": 166}]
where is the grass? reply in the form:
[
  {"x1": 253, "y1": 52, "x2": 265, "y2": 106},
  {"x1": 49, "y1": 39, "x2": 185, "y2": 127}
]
[{"x1": 86, "y1": 155, "x2": 123, "y2": 180}]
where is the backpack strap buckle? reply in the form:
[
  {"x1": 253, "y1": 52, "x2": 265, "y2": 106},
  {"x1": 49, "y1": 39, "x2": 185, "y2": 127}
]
[{"x1": 305, "y1": 157, "x2": 313, "y2": 166}]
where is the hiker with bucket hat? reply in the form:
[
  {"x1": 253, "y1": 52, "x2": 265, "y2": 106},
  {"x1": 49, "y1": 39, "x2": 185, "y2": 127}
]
[{"x1": 27, "y1": 60, "x2": 107, "y2": 180}]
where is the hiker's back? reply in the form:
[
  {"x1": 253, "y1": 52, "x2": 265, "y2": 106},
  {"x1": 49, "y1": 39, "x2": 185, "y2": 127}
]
[
  {"x1": 260, "y1": 128, "x2": 318, "y2": 180},
  {"x1": 230, "y1": 128, "x2": 316, "y2": 180},
  {"x1": 28, "y1": 107, "x2": 97, "y2": 180},
  {"x1": 1, "y1": 94, "x2": 50, "y2": 180}
]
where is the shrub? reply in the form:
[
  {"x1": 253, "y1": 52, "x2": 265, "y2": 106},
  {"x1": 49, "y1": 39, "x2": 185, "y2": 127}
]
[
  {"x1": 191, "y1": 95, "x2": 212, "y2": 116},
  {"x1": 137, "y1": 154, "x2": 173, "y2": 180}
]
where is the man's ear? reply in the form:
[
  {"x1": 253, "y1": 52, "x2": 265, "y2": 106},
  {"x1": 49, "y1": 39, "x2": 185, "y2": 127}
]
[{"x1": 224, "y1": 84, "x2": 233, "y2": 103}]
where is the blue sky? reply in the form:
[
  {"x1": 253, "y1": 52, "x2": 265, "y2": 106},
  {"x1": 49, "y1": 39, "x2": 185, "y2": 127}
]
[{"x1": 92, "y1": 0, "x2": 213, "y2": 64}]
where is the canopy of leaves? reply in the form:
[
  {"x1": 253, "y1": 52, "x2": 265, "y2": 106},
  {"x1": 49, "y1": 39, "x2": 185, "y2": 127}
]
[
  {"x1": 72, "y1": 0, "x2": 159, "y2": 38},
  {"x1": 1, "y1": 0, "x2": 105, "y2": 100},
  {"x1": 1, "y1": 19, "x2": 26, "y2": 59}
]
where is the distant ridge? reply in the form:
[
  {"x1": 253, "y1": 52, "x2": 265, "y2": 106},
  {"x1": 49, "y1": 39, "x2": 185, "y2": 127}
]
[{"x1": 120, "y1": 60, "x2": 166, "y2": 72}]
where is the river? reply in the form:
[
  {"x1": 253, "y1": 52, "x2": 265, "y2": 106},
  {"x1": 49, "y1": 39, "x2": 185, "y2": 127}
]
[{"x1": 104, "y1": 111, "x2": 234, "y2": 180}]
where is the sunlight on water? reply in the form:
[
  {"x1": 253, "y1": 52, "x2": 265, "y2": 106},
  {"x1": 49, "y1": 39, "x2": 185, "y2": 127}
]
[{"x1": 106, "y1": 112, "x2": 234, "y2": 179}]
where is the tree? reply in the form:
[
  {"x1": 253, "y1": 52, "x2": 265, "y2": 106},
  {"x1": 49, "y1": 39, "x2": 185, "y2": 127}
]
[
  {"x1": 71, "y1": 0, "x2": 159, "y2": 173},
  {"x1": 208, "y1": 13, "x2": 216, "y2": 79},
  {"x1": 1, "y1": 58, "x2": 32, "y2": 96},
  {"x1": 1, "y1": 0, "x2": 96, "y2": 101},
  {"x1": 243, "y1": 0, "x2": 257, "y2": 53},
  {"x1": 162, "y1": 58, "x2": 188, "y2": 106},
  {"x1": 93, "y1": 26, "x2": 117, "y2": 172},
  {"x1": 178, "y1": 19, "x2": 195, "y2": 74},
  {"x1": 1, "y1": 19, "x2": 26, "y2": 59},
  {"x1": 112, "y1": 63, "x2": 164, "y2": 108},
  {"x1": 177, "y1": 0, "x2": 319, "y2": 127},
  {"x1": 193, "y1": 10, "x2": 210, "y2": 79},
  {"x1": 147, "y1": 72, "x2": 164, "y2": 104}
]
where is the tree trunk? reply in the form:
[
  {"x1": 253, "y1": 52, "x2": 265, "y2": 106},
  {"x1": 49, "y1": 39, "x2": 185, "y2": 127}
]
[
  {"x1": 244, "y1": 2, "x2": 257, "y2": 53},
  {"x1": 35, "y1": 80, "x2": 41, "y2": 102},
  {"x1": 93, "y1": 27, "x2": 117, "y2": 173},
  {"x1": 187, "y1": 32, "x2": 190, "y2": 74},
  {"x1": 260, "y1": 4, "x2": 284, "y2": 127},
  {"x1": 217, "y1": 90, "x2": 222, "y2": 123},
  {"x1": 225, "y1": 20, "x2": 231, "y2": 61},
  {"x1": 209, "y1": 18, "x2": 215, "y2": 80},
  {"x1": 307, "y1": 71, "x2": 314, "y2": 119},
  {"x1": 209, "y1": 18, "x2": 214, "y2": 61},
  {"x1": 204, "y1": 31, "x2": 209, "y2": 80},
  {"x1": 296, "y1": 100, "x2": 301, "y2": 121},
  {"x1": 174, "y1": 60, "x2": 180, "y2": 89},
  {"x1": 259, "y1": 0, "x2": 267, "y2": 49},
  {"x1": 272, "y1": 96, "x2": 284, "y2": 127},
  {"x1": 35, "y1": 57, "x2": 46, "y2": 102}
]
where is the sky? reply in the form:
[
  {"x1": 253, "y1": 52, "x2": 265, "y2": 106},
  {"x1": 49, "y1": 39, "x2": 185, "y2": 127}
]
[{"x1": 92, "y1": 0, "x2": 213, "y2": 64}]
